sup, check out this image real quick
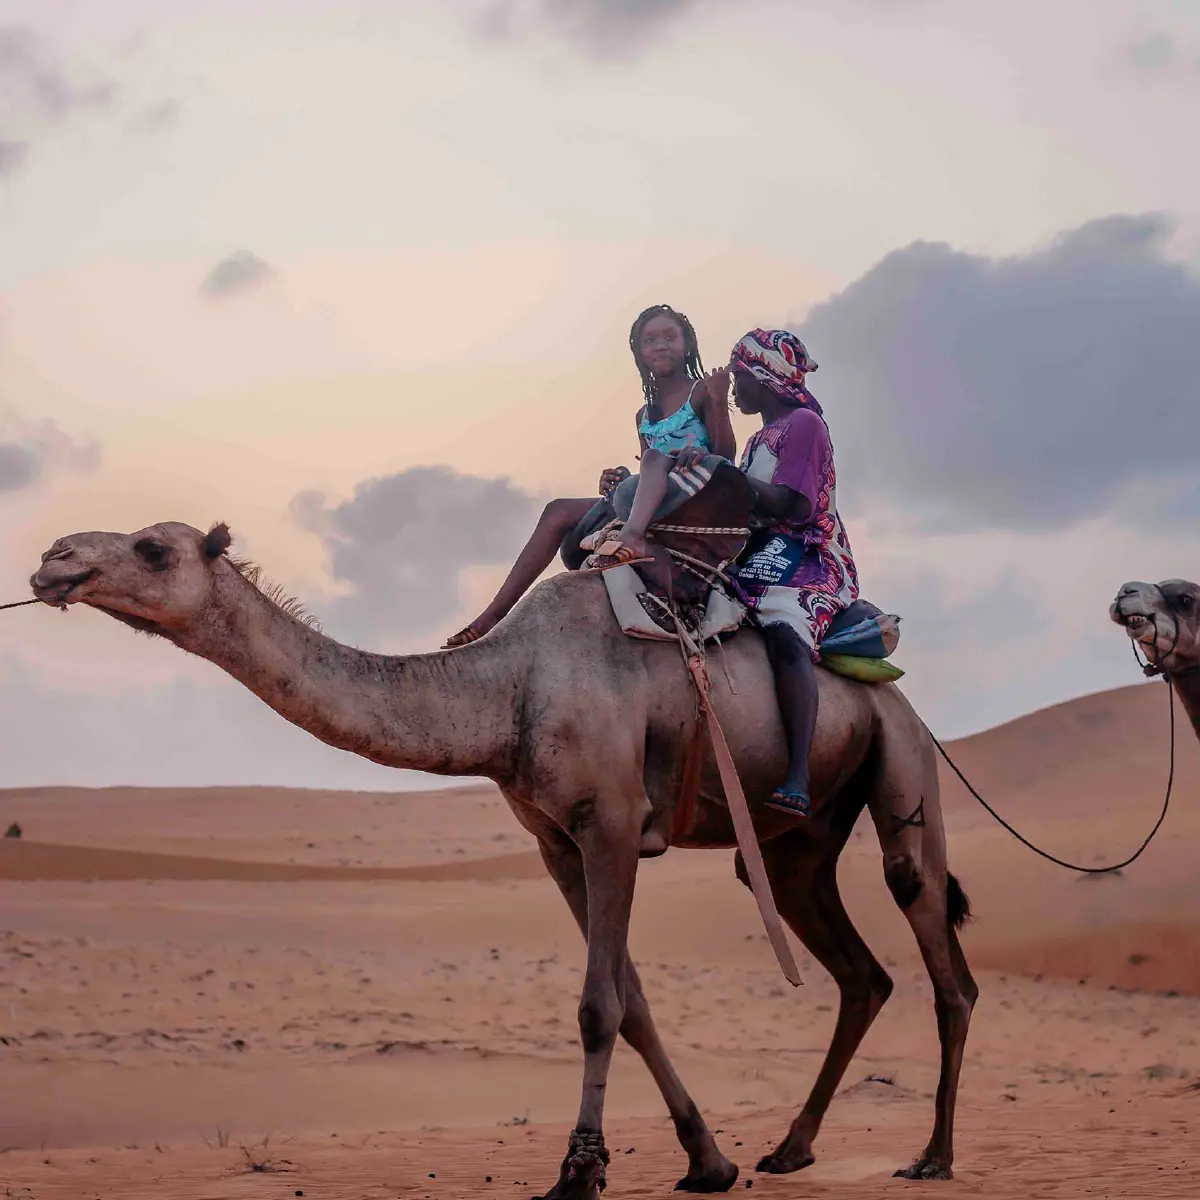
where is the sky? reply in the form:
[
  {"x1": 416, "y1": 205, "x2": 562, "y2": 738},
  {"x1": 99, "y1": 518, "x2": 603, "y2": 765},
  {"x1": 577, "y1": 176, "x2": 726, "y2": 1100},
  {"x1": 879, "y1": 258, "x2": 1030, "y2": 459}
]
[{"x1": 1, "y1": 0, "x2": 1199, "y2": 788}]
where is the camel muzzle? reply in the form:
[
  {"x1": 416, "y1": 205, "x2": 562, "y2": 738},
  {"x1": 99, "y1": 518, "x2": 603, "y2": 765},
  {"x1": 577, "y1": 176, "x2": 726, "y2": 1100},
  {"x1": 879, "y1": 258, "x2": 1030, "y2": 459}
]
[
  {"x1": 1110, "y1": 588, "x2": 1153, "y2": 630},
  {"x1": 29, "y1": 567, "x2": 96, "y2": 606}
]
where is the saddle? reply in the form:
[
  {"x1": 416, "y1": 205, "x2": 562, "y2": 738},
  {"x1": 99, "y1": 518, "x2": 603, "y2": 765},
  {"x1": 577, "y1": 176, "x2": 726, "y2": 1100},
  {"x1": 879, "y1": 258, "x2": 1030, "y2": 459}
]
[{"x1": 563, "y1": 464, "x2": 903, "y2": 682}]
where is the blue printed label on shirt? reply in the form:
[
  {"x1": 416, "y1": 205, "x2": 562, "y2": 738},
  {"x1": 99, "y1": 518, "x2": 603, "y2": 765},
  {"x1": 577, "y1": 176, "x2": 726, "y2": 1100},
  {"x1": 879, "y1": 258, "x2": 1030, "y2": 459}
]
[{"x1": 735, "y1": 535, "x2": 805, "y2": 587}]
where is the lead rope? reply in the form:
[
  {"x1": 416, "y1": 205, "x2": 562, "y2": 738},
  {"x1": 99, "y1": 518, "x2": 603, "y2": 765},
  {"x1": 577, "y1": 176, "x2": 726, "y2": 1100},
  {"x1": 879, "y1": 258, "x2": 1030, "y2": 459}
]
[
  {"x1": 929, "y1": 606, "x2": 1180, "y2": 876},
  {"x1": 927, "y1": 587, "x2": 1179, "y2": 876},
  {"x1": 926, "y1": 673, "x2": 1174, "y2": 875}
]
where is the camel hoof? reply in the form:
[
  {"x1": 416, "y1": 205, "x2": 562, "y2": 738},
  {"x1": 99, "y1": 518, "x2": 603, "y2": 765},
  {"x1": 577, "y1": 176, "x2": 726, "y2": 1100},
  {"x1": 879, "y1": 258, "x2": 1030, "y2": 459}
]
[
  {"x1": 755, "y1": 1150, "x2": 814, "y2": 1175},
  {"x1": 893, "y1": 1158, "x2": 953, "y2": 1180},
  {"x1": 673, "y1": 1158, "x2": 738, "y2": 1192},
  {"x1": 535, "y1": 1131, "x2": 610, "y2": 1199}
]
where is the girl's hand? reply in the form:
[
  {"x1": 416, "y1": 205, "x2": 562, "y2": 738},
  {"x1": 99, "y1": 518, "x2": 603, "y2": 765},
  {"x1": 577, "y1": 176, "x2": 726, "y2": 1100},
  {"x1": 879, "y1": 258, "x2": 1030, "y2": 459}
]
[
  {"x1": 671, "y1": 447, "x2": 707, "y2": 473},
  {"x1": 599, "y1": 466, "x2": 631, "y2": 498},
  {"x1": 704, "y1": 366, "x2": 731, "y2": 407}
]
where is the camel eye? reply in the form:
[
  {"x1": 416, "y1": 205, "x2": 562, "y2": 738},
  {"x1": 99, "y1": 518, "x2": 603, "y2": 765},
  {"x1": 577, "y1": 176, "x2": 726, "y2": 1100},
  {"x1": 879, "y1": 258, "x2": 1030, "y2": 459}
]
[{"x1": 134, "y1": 538, "x2": 172, "y2": 570}]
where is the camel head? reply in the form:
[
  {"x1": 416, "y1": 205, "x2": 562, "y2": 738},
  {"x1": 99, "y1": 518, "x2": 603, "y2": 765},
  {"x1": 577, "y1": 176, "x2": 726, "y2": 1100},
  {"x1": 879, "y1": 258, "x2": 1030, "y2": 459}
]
[
  {"x1": 1110, "y1": 579, "x2": 1200, "y2": 676},
  {"x1": 29, "y1": 521, "x2": 233, "y2": 636}
]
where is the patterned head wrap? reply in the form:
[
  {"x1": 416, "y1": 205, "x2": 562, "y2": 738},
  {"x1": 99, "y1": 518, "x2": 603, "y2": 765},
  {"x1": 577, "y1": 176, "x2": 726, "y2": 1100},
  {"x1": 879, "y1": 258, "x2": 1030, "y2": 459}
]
[{"x1": 730, "y1": 329, "x2": 822, "y2": 415}]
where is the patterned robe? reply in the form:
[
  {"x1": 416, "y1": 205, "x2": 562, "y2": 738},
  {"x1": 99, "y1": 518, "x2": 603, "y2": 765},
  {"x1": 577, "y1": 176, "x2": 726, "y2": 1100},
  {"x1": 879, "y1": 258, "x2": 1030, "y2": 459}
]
[{"x1": 732, "y1": 406, "x2": 860, "y2": 659}]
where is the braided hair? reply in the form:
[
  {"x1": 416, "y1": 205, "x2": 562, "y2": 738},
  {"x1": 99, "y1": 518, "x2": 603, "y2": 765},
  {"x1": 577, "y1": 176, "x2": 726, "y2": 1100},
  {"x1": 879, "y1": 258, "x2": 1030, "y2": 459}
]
[{"x1": 628, "y1": 304, "x2": 704, "y2": 422}]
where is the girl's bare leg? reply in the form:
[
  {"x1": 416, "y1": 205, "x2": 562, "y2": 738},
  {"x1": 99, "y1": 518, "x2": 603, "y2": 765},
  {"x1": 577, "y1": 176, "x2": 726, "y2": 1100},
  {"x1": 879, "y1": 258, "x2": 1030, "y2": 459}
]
[
  {"x1": 615, "y1": 450, "x2": 672, "y2": 559},
  {"x1": 443, "y1": 497, "x2": 596, "y2": 647}
]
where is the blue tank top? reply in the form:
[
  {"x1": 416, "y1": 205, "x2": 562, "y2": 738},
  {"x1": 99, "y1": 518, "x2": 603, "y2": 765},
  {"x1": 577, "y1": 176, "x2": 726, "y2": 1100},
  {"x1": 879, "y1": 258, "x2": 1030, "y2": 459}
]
[{"x1": 638, "y1": 382, "x2": 710, "y2": 455}]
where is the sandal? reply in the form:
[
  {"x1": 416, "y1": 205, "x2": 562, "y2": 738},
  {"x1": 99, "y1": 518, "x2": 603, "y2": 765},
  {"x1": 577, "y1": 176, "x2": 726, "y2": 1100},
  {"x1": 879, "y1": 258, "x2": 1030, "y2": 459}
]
[
  {"x1": 442, "y1": 623, "x2": 485, "y2": 649},
  {"x1": 582, "y1": 540, "x2": 654, "y2": 572},
  {"x1": 767, "y1": 788, "x2": 811, "y2": 818},
  {"x1": 579, "y1": 520, "x2": 624, "y2": 554}
]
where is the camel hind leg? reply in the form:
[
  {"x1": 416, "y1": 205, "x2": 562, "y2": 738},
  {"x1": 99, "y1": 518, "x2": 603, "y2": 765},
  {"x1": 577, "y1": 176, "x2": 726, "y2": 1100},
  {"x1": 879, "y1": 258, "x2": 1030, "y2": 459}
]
[
  {"x1": 866, "y1": 697, "x2": 977, "y2": 1180},
  {"x1": 734, "y1": 777, "x2": 894, "y2": 1176}
]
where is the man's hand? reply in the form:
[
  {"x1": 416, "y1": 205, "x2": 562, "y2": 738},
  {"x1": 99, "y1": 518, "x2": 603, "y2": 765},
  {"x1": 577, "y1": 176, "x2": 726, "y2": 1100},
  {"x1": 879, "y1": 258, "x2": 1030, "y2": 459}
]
[
  {"x1": 704, "y1": 365, "x2": 731, "y2": 408},
  {"x1": 599, "y1": 466, "x2": 631, "y2": 498}
]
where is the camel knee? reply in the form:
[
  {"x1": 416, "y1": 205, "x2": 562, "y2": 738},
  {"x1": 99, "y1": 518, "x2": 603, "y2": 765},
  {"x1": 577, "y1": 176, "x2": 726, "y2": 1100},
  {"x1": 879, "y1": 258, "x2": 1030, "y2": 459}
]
[
  {"x1": 960, "y1": 972, "x2": 980, "y2": 1009},
  {"x1": 836, "y1": 962, "x2": 894, "y2": 1019},
  {"x1": 579, "y1": 983, "x2": 624, "y2": 1055},
  {"x1": 868, "y1": 967, "x2": 895, "y2": 1008},
  {"x1": 884, "y1": 852, "x2": 924, "y2": 911},
  {"x1": 934, "y1": 988, "x2": 973, "y2": 1037},
  {"x1": 617, "y1": 981, "x2": 651, "y2": 1037}
]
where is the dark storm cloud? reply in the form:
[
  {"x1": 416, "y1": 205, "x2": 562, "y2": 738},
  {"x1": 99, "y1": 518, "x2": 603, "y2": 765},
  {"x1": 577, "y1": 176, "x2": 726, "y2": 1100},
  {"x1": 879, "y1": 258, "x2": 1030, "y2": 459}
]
[{"x1": 796, "y1": 214, "x2": 1200, "y2": 531}]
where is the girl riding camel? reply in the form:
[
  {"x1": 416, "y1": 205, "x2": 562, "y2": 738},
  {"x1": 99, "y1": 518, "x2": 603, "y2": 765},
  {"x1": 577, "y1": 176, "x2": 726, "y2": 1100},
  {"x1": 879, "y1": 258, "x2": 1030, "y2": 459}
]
[{"x1": 444, "y1": 304, "x2": 734, "y2": 647}]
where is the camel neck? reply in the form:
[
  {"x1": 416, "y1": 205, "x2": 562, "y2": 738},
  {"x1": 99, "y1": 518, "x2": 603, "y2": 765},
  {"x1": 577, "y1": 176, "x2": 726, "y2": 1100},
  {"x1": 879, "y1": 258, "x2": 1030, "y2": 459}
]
[
  {"x1": 1170, "y1": 669, "x2": 1200, "y2": 741},
  {"x1": 170, "y1": 566, "x2": 520, "y2": 780}
]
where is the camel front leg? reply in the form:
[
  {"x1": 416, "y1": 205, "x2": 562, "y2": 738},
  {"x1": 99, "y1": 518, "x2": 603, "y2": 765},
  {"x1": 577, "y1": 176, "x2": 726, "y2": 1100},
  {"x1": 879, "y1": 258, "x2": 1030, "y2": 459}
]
[
  {"x1": 536, "y1": 795, "x2": 642, "y2": 1200},
  {"x1": 538, "y1": 832, "x2": 738, "y2": 1194}
]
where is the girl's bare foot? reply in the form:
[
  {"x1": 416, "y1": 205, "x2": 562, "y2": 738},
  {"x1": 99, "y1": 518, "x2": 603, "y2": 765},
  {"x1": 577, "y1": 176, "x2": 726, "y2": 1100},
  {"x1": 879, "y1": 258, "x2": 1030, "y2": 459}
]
[{"x1": 617, "y1": 530, "x2": 649, "y2": 560}]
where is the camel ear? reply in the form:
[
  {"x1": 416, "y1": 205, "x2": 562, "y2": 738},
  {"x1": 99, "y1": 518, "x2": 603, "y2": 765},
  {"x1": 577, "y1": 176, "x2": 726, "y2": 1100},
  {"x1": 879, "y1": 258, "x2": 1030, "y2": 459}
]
[{"x1": 203, "y1": 522, "x2": 232, "y2": 560}]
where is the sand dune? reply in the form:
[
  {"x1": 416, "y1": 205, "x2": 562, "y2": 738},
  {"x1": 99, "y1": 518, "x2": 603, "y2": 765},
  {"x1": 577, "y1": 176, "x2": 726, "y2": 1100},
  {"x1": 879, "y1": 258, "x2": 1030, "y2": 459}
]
[
  {"x1": 0, "y1": 839, "x2": 545, "y2": 883},
  {"x1": 1, "y1": 679, "x2": 1197, "y2": 1196}
]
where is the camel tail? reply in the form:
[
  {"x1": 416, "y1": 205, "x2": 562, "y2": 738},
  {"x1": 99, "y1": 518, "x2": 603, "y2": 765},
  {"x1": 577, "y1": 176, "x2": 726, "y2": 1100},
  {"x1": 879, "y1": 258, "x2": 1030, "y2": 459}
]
[{"x1": 946, "y1": 871, "x2": 972, "y2": 929}]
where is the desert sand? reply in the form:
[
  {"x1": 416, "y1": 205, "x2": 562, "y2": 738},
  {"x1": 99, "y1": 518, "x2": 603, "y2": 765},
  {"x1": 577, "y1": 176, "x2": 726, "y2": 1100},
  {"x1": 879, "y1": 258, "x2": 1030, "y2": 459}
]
[{"x1": 1, "y1": 679, "x2": 1197, "y2": 1198}]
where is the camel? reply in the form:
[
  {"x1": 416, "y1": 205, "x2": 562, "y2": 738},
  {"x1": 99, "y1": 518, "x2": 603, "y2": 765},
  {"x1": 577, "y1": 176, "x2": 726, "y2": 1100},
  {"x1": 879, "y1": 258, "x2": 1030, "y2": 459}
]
[
  {"x1": 1111, "y1": 579, "x2": 1200, "y2": 741},
  {"x1": 30, "y1": 520, "x2": 976, "y2": 1198}
]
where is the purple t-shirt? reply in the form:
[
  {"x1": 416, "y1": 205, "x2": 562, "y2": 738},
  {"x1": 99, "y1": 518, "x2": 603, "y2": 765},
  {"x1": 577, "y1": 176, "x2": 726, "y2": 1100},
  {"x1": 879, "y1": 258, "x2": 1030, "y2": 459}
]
[{"x1": 739, "y1": 407, "x2": 833, "y2": 544}]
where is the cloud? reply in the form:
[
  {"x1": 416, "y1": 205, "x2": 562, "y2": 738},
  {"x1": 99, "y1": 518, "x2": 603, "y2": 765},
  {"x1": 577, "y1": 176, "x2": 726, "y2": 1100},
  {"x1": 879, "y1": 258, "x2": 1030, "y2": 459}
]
[
  {"x1": 0, "y1": 411, "x2": 101, "y2": 494},
  {"x1": 795, "y1": 214, "x2": 1200, "y2": 532},
  {"x1": 1120, "y1": 33, "x2": 1176, "y2": 72},
  {"x1": 480, "y1": 0, "x2": 704, "y2": 58},
  {"x1": 0, "y1": 25, "x2": 116, "y2": 119},
  {"x1": 126, "y1": 96, "x2": 183, "y2": 135},
  {"x1": 0, "y1": 137, "x2": 27, "y2": 177},
  {"x1": 1115, "y1": 31, "x2": 1200, "y2": 79},
  {"x1": 0, "y1": 25, "x2": 116, "y2": 178},
  {"x1": 199, "y1": 250, "x2": 275, "y2": 300},
  {"x1": 291, "y1": 465, "x2": 542, "y2": 642}
]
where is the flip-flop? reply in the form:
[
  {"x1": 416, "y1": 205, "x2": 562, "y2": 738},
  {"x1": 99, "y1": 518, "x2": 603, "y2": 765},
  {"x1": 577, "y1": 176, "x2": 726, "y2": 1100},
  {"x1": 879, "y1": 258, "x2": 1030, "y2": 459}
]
[
  {"x1": 582, "y1": 540, "x2": 654, "y2": 572},
  {"x1": 767, "y1": 788, "x2": 811, "y2": 818},
  {"x1": 442, "y1": 624, "x2": 484, "y2": 649}
]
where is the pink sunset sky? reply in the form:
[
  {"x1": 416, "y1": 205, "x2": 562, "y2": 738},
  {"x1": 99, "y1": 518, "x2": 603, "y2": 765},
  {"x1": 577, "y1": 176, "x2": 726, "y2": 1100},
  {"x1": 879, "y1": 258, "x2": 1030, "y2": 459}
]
[{"x1": 2, "y1": 0, "x2": 1199, "y2": 787}]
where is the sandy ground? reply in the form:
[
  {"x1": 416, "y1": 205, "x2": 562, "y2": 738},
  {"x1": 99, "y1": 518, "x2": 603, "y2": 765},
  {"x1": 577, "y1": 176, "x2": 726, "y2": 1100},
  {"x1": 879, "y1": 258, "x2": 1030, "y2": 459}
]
[{"x1": 1, "y1": 681, "x2": 1198, "y2": 1198}]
